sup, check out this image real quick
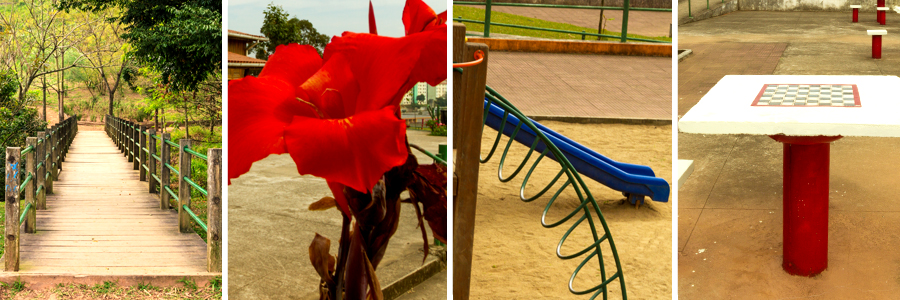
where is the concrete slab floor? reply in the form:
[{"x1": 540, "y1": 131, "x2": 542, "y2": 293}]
[
  {"x1": 228, "y1": 130, "x2": 447, "y2": 299},
  {"x1": 679, "y1": 11, "x2": 900, "y2": 299}
]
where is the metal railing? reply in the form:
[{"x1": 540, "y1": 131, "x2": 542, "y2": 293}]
[
  {"x1": 4, "y1": 116, "x2": 77, "y2": 271},
  {"x1": 454, "y1": 0, "x2": 671, "y2": 43},
  {"x1": 105, "y1": 115, "x2": 222, "y2": 273}
]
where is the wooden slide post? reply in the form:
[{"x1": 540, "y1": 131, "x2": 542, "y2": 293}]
[
  {"x1": 5, "y1": 147, "x2": 20, "y2": 271},
  {"x1": 160, "y1": 133, "x2": 171, "y2": 210},
  {"x1": 24, "y1": 137, "x2": 36, "y2": 233},
  {"x1": 139, "y1": 125, "x2": 147, "y2": 181},
  {"x1": 453, "y1": 23, "x2": 489, "y2": 300},
  {"x1": 178, "y1": 139, "x2": 192, "y2": 233},
  {"x1": 149, "y1": 128, "x2": 158, "y2": 194},
  {"x1": 36, "y1": 132, "x2": 46, "y2": 209},
  {"x1": 207, "y1": 148, "x2": 222, "y2": 272}
]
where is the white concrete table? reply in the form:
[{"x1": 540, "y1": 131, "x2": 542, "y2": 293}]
[{"x1": 680, "y1": 75, "x2": 900, "y2": 276}]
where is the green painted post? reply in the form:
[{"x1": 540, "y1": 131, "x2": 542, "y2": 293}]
[
  {"x1": 707, "y1": 0, "x2": 710, "y2": 9},
  {"x1": 689, "y1": 0, "x2": 692, "y2": 18},
  {"x1": 621, "y1": 0, "x2": 629, "y2": 42},
  {"x1": 484, "y1": 0, "x2": 492, "y2": 37},
  {"x1": 439, "y1": 144, "x2": 447, "y2": 161}
]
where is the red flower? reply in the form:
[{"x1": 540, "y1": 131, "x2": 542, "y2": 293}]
[{"x1": 228, "y1": 0, "x2": 446, "y2": 216}]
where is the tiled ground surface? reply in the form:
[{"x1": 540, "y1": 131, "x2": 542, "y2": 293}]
[
  {"x1": 460, "y1": 5, "x2": 673, "y2": 38},
  {"x1": 486, "y1": 51, "x2": 672, "y2": 120}
]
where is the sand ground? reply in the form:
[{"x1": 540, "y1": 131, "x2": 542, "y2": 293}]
[{"x1": 468, "y1": 121, "x2": 672, "y2": 299}]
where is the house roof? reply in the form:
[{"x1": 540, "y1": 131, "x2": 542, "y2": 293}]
[
  {"x1": 228, "y1": 30, "x2": 269, "y2": 42},
  {"x1": 228, "y1": 52, "x2": 267, "y2": 67}
]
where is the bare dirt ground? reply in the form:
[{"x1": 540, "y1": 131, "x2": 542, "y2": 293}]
[{"x1": 468, "y1": 121, "x2": 672, "y2": 299}]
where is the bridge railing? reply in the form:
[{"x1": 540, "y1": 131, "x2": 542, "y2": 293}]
[
  {"x1": 4, "y1": 116, "x2": 78, "y2": 271},
  {"x1": 104, "y1": 115, "x2": 222, "y2": 273}
]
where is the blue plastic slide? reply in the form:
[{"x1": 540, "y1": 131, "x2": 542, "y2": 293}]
[{"x1": 484, "y1": 100, "x2": 670, "y2": 203}]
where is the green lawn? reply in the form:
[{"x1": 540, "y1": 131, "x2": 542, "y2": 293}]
[{"x1": 453, "y1": 5, "x2": 671, "y2": 43}]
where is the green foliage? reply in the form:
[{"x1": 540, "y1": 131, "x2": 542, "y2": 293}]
[
  {"x1": 136, "y1": 281, "x2": 157, "y2": 291},
  {"x1": 177, "y1": 277, "x2": 198, "y2": 290},
  {"x1": 255, "y1": 3, "x2": 328, "y2": 59},
  {"x1": 91, "y1": 281, "x2": 116, "y2": 293},
  {"x1": 0, "y1": 70, "x2": 18, "y2": 108},
  {"x1": 57, "y1": 0, "x2": 222, "y2": 92},
  {"x1": 10, "y1": 278, "x2": 25, "y2": 293}
]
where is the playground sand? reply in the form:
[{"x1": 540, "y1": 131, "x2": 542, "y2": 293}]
[{"x1": 468, "y1": 121, "x2": 672, "y2": 299}]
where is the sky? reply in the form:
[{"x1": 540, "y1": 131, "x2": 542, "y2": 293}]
[{"x1": 227, "y1": 0, "x2": 448, "y2": 39}]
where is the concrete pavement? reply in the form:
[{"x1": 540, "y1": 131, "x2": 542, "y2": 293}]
[
  {"x1": 228, "y1": 130, "x2": 447, "y2": 299},
  {"x1": 679, "y1": 11, "x2": 900, "y2": 299}
]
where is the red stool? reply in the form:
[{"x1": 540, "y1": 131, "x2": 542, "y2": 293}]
[
  {"x1": 877, "y1": 7, "x2": 889, "y2": 25},
  {"x1": 851, "y1": 5, "x2": 861, "y2": 22},
  {"x1": 868, "y1": 30, "x2": 887, "y2": 59}
]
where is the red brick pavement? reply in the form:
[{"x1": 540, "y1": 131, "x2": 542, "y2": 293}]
[
  {"x1": 485, "y1": 51, "x2": 671, "y2": 120},
  {"x1": 677, "y1": 42, "x2": 786, "y2": 115},
  {"x1": 460, "y1": 5, "x2": 672, "y2": 38}
]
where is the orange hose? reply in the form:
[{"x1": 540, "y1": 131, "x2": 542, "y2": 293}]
[{"x1": 453, "y1": 50, "x2": 485, "y2": 68}]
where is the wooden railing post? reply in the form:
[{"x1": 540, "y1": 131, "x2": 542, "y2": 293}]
[
  {"x1": 51, "y1": 125, "x2": 59, "y2": 181},
  {"x1": 132, "y1": 122, "x2": 139, "y2": 170},
  {"x1": 160, "y1": 133, "x2": 171, "y2": 210},
  {"x1": 139, "y1": 125, "x2": 147, "y2": 181},
  {"x1": 45, "y1": 128, "x2": 53, "y2": 195},
  {"x1": 207, "y1": 148, "x2": 222, "y2": 272},
  {"x1": 453, "y1": 23, "x2": 489, "y2": 300},
  {"x1": 36, "y1": 132, "x2": 46, "y2": 209},
  {"x1": 24, "y1": 138, "x2": 36, "y2": 234},
  {"x1": 5, "y1": 147, "x2": 21, "y2": 271},
  {"x1": 149, "y1": 128, "x2": 158, "y2": 194},
  {"x1": 178, "y1": 139, "x2": 192, "y2": 233}
]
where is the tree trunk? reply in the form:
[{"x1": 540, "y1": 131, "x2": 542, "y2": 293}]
[
  {"x1": 108, "y1": 93, "x2": 115, "y2": 117},
  {"x1": 598, "y1": 0, "x2": 607, "y2": 41},
  {"x1": 155, "y1": 108, "x2": 159, "y2": 131},
  {"x1": 41, "y1": 76, "x2": 46, "y2": 122}
]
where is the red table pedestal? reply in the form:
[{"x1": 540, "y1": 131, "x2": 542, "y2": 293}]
[
  {"x1": 853, "y1": 8, "x2": 859, "y2": 22},
  {"x1": 770, "y1": 135, "x2": 842, "y2": 277},
  {"x1": 878, "y1": 11, "x2": 886, "y2": 25},
  {"x1": 873, "y1": 35, "x2": 883, "y2": 59}
]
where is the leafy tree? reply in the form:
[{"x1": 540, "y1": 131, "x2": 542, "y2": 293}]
[
  {"x1": 0, "y1": 0, "x2": 97, "y2": 107},
  {"x1": 434, "y1": 95, "x2": 446, "y2": 107},
  {"x1": 255, "y1": 3, "x2": 328, "y2": 60},
  {"x1": 57, "y1": 0, "x2": 222, "y2": 92},
  {"x1": 0, "y1": 70, "x2": 48, "y2": 198}
]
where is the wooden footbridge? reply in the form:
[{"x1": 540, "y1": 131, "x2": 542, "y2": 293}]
[{"x1": 2, "y1": 116, "x2": 221, "y2": 282}]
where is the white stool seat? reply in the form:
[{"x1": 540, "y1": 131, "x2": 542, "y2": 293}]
[
  {"x1": 877, "y1": 7, "x2": 889, "y2": 10},
  {"x1": 868, "y1": 29, "x2": 888, "y2": 35},
  {"x1": 850, "y1": 5, "x2": 862, "y2": 8}
]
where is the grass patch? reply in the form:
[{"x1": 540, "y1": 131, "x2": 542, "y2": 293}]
[
  {"x1": 1, "y1": 280, "x2": 223, "y2": 299},
  {"x1": 453, "y1": 5, "x2": 671, "y2": 42}
]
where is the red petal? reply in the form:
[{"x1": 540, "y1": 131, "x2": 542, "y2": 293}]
[
  {"x1": 258, "y1": 44, "x2": 323, "y2": 88},
  {"x1": 323, "y1": 31, "x2": 447, "y2": 114},
  {"x1": 368, "y1": 1, "x2": 378, "y2": 35},
  {"x1": 402, "y1": 0, "x2": 444, "y2": 35},
  {"x1": 228, "y1": 76, "x2": 319, "y2": 181},
  {"x1": 327, "y1": 181, "x2": 353, "y2": 217},
  {"x1": 284, "y1": 106, "x2": 408, "y2": 192},
  {"x1": 297, "y1": 53, "x2": 361, "y2": 119}
]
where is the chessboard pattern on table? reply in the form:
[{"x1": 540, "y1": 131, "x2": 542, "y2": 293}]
[{"x1": 752, "y1": 84, "x2": 860, "y2": 107}]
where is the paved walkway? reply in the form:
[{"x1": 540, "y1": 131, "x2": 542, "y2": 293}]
[
  {"x1": 20, "y1": 131, "x2": 208, "y2": 274},
  {"x1": 228, "y1": 130, "x2": 446, "y2": 299},
  {"x1": 486, "y1": 51, "x2": 671, "y2": 120},
  {"x1": 679, "y1": 11, "x2": 900, "y2": 299},
  {"x1": 461, "y1": 5, "x2": 672, "y2": 38}
]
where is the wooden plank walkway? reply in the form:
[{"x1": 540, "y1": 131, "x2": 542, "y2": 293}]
[{"x1": 18, "y1": 130, "x2": 208, "y2": 275}]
